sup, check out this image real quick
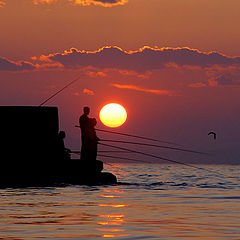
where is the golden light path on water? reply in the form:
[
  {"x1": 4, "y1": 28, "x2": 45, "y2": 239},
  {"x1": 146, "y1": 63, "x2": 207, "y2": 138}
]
[{"x1": 99, "y1": 103, "x2": 127, "y2": 128}]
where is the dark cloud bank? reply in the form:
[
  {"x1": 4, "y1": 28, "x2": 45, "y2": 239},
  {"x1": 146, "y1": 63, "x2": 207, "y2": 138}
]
[
  {"x1": 48, "y1": 47, "x2": 240, "y2": 72},
  {"x1": 1, "y1": 47, "x2": 240, "y2": 73},
  {"x1": 0, "y1": 57, "x2": 35, "y2": 71}
]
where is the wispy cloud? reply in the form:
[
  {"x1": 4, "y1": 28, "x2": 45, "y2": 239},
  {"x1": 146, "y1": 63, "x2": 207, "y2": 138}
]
[
  {"x1": 83, "y1": 88, "x2": 95, "y2": 95},
  {"x1": 188, "y1": 82, "x2": 207, "y2": 88},
  {"x1": 86, "y1": 70, "x2": 107, "y2": 78},
  {"x1": 32, "y1": 0, "x2": 128, "y2": 7},
  {"x1": 71, "y1": 0, "x2": 128, "y2": 7},
  {"x1": 33, "y1": 0, "x2": 57, "y2": 4},
  {"x1": 0, "y1": 1, "x2": 6, "y2": 7},
  {"x1": 111, "y1": 83, "x2": 175, "y2": 96}
]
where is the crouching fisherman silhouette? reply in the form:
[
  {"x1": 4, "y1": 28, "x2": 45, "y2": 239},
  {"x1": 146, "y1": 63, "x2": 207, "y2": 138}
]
[{"x1": 56, "y1": 131, "x2": 71, "y2": 161}]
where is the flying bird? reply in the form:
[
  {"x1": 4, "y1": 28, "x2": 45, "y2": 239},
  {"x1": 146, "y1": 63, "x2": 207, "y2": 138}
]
[{"x1": 208, "y1": 131, "x2": 216, "y2": 140}]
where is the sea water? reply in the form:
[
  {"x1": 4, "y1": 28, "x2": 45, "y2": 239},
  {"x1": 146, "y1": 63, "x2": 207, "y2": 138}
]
[{"x1": 0, "y1": 163, "x2": 239, "y2": 240}]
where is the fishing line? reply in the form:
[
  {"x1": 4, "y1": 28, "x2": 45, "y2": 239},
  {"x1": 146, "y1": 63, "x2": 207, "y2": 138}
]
[
  {"x1": 95, "y1": 128, "x2": 182, "y2": 146},
  {"x1": 98, "y1": 150, "x2": 130, "y2": 153},
  {"x1": 70, "y1": 150, "x2": 129, "y2": 154},
  {"x1": 39, "y1": 73, "x2": 83, "y2": 107},
  {"x1": 70, "y1": 151, "x2": 142, "y2": 161},
  {"x1": 99, "y1": 142, "x2": 223, "y2": 176},
  {"x1": 71, "y1": 147, "x2": 225, "y2": 178},
  {"x1": 69, "y1": 152, "x2": 116, "y2": 167},
  {"x1": 98, "y1": 154, "x2": 150, "y2": 164},
  {"x1": 100, "y1": 139, "x2": 208, "y2": 155},
  {"x1": 75, "y1": 126, "x2": 181, "y2": 146}
]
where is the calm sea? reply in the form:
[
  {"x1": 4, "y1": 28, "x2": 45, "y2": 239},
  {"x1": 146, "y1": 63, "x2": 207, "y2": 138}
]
[{"x1": 0, "y1": 163, "x2": 239, "y2": 240}]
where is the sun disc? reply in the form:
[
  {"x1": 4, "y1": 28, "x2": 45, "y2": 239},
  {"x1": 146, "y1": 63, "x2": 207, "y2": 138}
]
[{"x1": 99, "y1": 103, "x2": 127, "y2": 128}]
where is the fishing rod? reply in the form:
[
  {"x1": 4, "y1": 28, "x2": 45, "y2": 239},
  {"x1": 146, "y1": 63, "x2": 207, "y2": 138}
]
[
  {"x1": 39, "y1": 73, "x2": 83, "y2": 107},
  {"x1": 70, "y1": 150, "x2": 129, "y2": 154},
  {"x1": 75, "y1": 126, "x2": 181, "y2": 146},
  {"x1": 100, "y1": 139, "x2": 208, "y2": 155},
  {"x1": 99, "y1": 142, "x2": 221, "y2": 175}
]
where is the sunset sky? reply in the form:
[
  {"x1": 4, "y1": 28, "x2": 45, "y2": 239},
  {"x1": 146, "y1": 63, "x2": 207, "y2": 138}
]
[{"x1": 1, "y1": 0, "x2": 240, "y2": 164}]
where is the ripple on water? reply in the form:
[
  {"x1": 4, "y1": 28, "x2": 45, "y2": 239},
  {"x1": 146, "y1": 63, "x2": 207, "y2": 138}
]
[{"x1": 0, "y1": 163, "x2": 239, "y2": 240}]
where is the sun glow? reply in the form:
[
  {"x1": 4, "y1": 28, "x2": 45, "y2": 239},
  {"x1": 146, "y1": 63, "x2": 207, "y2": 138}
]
[{"x1": 99, "y1": 103, "x2": 127, "y2": 128}]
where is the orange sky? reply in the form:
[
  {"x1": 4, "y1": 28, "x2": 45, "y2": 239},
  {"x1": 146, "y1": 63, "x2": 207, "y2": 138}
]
[
  {"x1": 0, "y1": 0, "x2": 240, "y2": 164},
  {"x1": 1, "y1": 0, "x2": 240, "y2": 60}
]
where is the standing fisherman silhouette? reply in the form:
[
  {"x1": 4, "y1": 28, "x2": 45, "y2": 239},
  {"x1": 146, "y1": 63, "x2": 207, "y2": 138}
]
[
  {"x1": 79, "y1": 107, "x2": 100, "y2": 162},
  {"x1": 79, "y1": 106, "x2": 90, "y2": 160}
]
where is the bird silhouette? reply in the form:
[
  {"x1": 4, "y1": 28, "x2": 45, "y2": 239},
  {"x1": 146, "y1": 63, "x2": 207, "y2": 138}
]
[{"x1": 208, "y1": 131, "x2": 216, "y2": 140}]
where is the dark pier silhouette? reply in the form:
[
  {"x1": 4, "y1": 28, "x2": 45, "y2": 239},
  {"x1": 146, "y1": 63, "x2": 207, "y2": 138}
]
[{"x1": 0, "y1": 106, "x2": 117, "y2": 188}]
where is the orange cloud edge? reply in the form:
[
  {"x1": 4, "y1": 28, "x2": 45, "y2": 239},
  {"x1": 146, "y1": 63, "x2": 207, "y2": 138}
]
[
  {"x1": 32, "y1": 0, "x2": 128, "y2": 7},
  {"x1": 39, "y1": 45, "x2": 237, "y2": 60},
  {"x1": 2, "y1": 45, "x2": 240, "y2": 75}
]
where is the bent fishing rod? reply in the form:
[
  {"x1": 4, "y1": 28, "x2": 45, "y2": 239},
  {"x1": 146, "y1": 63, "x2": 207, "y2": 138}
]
[{"x1": 99, "y1": 142, "x2": 222, "y2": 176}]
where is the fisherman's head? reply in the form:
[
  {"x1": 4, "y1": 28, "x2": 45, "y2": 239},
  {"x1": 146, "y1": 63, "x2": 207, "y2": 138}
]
[{"x1": 83, "y1": 106, "x2": 90, "y2": 115}]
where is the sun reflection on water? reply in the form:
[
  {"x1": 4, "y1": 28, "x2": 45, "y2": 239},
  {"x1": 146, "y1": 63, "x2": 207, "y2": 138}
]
[
  {"x1": 102, "y1": 234, "x2": 130, "y2": 238},
  {"x1": 97, "y1": 187, "x2": 130, "y2": 238},
  {"x1": 100, "y1": 194, "x2": 120, "y2": 198},
  {"x1": 98, "y1": 204, "x2": 126, "y2": 208}
]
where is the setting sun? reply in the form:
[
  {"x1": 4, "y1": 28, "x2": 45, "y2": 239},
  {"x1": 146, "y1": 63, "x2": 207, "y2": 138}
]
[{"x1": 99, "y1": 103, "x2": 127, "y2": 128}]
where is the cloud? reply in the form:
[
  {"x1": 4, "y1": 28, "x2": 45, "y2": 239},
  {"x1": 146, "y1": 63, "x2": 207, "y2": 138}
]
[
  {"x1": 33, "y1": 0, "x2": 128, "y2": 7},
  {"x1": 210, "y1": 75, "x2": 240, "y2": 86},
  {"x1": 86, "y1": 70, "x2": 107, "y2": 78},
  {"x1": 3, "y1": 46, "x2": 240, "y2": 91},
  {"x1": 111, "y1": 83, "x2": 175, "y2": 96},
  {"x1": 0, "y1": 1, "x2": 6, "y2": 7},
  {"x1": 71, "y1": 0, "x2": 128, "y2": 7},
  {"x1": 83, "y1": 88, "x2": 95, "y2": 95},
  {"x1": 33, "y1": 0, "x2": 57, "y2": 4},
  {"x1": 0, "y1": 57, "x2": 36, "y2": 71},
  {"x1": 188, "y1": 82, "x2": 207, "y2": 88},
  {"x1": 45, "y1": 46, "x2": 240, "y2": 72}
]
